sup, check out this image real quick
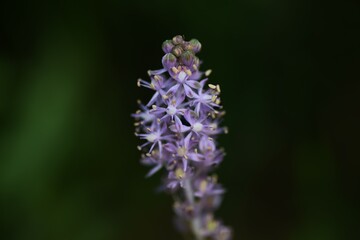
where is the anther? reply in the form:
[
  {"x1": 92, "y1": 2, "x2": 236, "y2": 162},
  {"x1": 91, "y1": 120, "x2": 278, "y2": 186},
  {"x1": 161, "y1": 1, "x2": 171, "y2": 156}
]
[
  {"x1": 205, "y1": 69, "x2": 212, "y2": 76},
  {"x1": 172, "y1": 67, "x2": 179, "y2": 74},
  {"x1": 208, "y1": 84, "x2": 216, "y2": 89},
  {"x1": 216, "y1": 84, "x2": 221, "y2": 92},
  {"x1": 211, "y1": 95, "x2": 217, "y2": 102},
  {"x1": 184, "y1": 69, "x2": 192, "y2": 76},
  {"x1": 154, "y1": 75, "x2": 161, "y2": 81}
]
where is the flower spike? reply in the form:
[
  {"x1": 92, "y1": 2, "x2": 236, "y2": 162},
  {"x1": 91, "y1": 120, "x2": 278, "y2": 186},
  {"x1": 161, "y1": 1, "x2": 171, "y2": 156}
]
[{"x1": 133, "y1": 35, "x2": 232, "y2": 240}]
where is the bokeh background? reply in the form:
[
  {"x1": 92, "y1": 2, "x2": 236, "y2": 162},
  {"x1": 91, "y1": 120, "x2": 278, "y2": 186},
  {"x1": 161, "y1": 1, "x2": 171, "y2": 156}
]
[{"x1": 1, "y1": 1, "x2": 359, "y2": 239}]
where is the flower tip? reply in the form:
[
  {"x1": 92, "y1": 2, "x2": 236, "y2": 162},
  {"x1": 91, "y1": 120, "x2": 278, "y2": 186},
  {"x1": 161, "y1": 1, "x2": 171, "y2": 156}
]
[{"x1": 172, "y1": 35, "x2": 185, "y2": 45}]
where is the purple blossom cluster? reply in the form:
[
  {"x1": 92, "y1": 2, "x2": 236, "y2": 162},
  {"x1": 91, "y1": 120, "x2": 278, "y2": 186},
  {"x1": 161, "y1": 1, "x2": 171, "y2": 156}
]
[{"x1": 133, "y1": 35, "x2": 232, "y2": 240}]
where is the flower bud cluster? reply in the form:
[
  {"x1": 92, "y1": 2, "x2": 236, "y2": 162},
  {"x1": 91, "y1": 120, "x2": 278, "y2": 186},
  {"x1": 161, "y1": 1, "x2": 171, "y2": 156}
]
[{"x1": 133, "y1": 35, "x2": 232, "y2": 240}]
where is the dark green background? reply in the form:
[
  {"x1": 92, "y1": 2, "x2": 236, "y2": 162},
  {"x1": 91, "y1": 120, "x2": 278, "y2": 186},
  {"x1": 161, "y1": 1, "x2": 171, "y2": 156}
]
[{"x1": 1, "y1": 1, "x2": 359, "y2": 239}]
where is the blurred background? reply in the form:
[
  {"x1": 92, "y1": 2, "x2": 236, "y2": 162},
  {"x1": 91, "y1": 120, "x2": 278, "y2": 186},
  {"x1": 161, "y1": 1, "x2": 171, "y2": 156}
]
[{"x1": 0, "y1": 0, "x2": 359, "y2": 239}]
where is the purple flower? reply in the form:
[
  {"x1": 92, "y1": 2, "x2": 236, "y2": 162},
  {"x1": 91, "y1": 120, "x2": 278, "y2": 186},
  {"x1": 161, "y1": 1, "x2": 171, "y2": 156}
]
[{"x1": 133, "y1": 35, "x2": 232, "y2": 240}]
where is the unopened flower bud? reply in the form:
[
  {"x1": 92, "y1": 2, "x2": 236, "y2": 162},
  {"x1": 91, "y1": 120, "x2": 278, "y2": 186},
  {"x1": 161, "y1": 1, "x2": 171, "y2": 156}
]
[
  {"x1": 180, "y1": 51, "x2": 195, "y2": 67},
  {"x1": 188, "y1": 39, "x2": 202, "y2": 53},
  {"x1": 172, "y1": 35, "x2": 184, "y2": 45},
  {"x1": 162, "y1": 40, "x2": 174, "y2": 53},
  {"x1": 172, "y1": 45, "x2": 183, "y2": 57},
  {"x1": 190, "y1": 56, "x2": 200, "y2": 72},
  {"x1": 162, "y1": 53, "x2": 177, "y2": 70}
]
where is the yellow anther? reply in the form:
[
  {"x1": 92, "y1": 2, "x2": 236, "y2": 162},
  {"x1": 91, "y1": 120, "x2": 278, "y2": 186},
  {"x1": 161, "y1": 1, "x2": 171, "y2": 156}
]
[
  {"x1": 177, "y1": 147, "x2": 187, "y2": 157},
  {"x1": 137, "y1": 79, "x2": 141, "y2": 87},
  {"x1": 184, "y1": 69, "x2": 192, "y2": 76},
  {"x1": 172, "y1": 67, "x2": 179, "y2": 74},
  {"x1": 211, "y1": 95, "x2": 217, "y2": 102},
  {"x1": 175, "y1": 168, "x2": 185, "y2": 179},
  {"x1": 216, "y1": 84, "x2": 221, "y2": 92},
  {"x1": 152, "y1": 105, "x2": 157, "y2": 110},
  {"x1": 208, "y1": 84, "x2": 216, "y2": 89},
  {"x1": 207, "y1": 219, "x2": 218, "y2": 232},
  {"x1": 200, "y1": 180, "x2": 207, "y2": 192},
  {"x1": 205, "y1": 69, "x2": 212, "y2": 77},
  {"x1": 211, "y1": 174, "x2": 218, "y2": 183}
]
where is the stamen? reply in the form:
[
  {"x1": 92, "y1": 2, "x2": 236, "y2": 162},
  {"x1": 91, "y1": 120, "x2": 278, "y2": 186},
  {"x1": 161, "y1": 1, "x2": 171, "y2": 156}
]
[
  {"x1": 208, "y1": 84, "x2": 216, "y2": 89},
  {"x1": 175, "y1": 168, "x2": 185, "y2": 179},
  {"x1": 216, "y1": 84, "x2": 221, "y2": 92},
  {"x1": 205, "y1": 69, "x2": 212, "y2": 76},
  {"x1": 172, "y1": 67, "x2": 179, "y2": 74},
  {"x1": 200, "y1": 180, "x2": 207, "y2": 192},
  {"x1": 184, "y1": 69, "x2": 192, "y2": 76},
  {"x1": 211, "y1": 95, "x2": 217, "y2": 102}
]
